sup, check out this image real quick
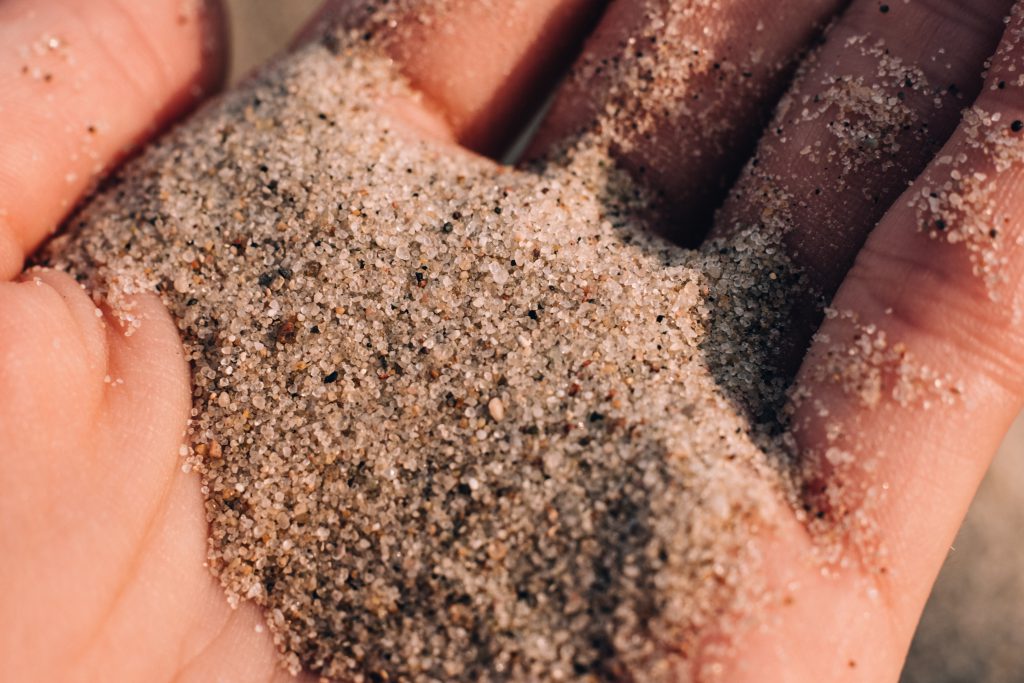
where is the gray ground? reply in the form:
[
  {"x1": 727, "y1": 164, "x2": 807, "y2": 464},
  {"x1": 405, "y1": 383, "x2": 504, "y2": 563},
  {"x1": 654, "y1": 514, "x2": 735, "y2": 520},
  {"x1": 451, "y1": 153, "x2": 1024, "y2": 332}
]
[
  {"x1": 222, "y1": 2, "x2": 1023, "y2": 680},
  {"x1": 902, "y1": 422, "x2": 1024, "y2": 683}
]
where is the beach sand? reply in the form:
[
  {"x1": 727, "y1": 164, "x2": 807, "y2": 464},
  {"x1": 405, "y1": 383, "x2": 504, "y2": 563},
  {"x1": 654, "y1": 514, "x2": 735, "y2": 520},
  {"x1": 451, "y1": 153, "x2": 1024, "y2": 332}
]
[
  {"x1": 34, "y1": 1, "x2": 1024, "y2": 680},
  {"x1": 48, "y1": 9, "x2": 817, "y2": 680},
  {"x1": 229, "y1": 12, "x2": 1024, "y2": 683}
]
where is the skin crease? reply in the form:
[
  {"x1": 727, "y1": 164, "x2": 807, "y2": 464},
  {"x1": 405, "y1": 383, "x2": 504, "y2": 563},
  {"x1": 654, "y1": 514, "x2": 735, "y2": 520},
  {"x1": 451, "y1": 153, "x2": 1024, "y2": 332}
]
[{"x1": 1, "y1": 1, "x2": 1023, "y2": 682}]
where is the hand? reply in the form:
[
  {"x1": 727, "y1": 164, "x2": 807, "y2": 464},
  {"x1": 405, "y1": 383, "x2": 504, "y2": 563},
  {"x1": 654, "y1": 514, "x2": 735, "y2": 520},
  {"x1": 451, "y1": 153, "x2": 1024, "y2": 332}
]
[{"x1": 2, "y1": 1, "x2": 1022, "y2": 682}]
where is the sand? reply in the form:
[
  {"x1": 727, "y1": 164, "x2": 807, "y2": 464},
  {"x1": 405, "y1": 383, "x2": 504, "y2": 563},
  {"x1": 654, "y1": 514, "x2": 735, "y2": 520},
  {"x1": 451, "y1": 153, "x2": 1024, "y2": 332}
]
[
  {"x1": 38, "y1": 2, "x2": 982, "y2": 681},
  {"x1": 215, "y1": 4, "x2": 1024, "y2": 681},
  {"x1": 45, "y1": 22, "x2": 801, "y2": 683}
]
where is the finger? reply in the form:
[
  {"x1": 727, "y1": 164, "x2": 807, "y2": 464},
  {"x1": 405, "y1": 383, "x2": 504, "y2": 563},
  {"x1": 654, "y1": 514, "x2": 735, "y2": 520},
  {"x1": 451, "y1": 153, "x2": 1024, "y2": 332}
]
[
  {"x1": 714, "y1": 0, "x2": 1013, "y2": 305},
  {"x1": 302, "y1": 0, "x2": 606, "y2": 156},
  {"x1": 524, "y1": 0, "x2": 846, "y2": 239},
  {"x1": 792, "y1": 0, "x2": 1024, "y2": 648},
  {"x1": 0, "y1": 0, "x2": 226, "y2": 281}
]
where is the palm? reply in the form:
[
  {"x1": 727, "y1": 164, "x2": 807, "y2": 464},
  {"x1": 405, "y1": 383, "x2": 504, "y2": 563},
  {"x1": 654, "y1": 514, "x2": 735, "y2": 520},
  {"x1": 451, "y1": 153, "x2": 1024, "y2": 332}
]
[{"x1": 2, "y1": 0, "x2": 1024, "y2": 682}]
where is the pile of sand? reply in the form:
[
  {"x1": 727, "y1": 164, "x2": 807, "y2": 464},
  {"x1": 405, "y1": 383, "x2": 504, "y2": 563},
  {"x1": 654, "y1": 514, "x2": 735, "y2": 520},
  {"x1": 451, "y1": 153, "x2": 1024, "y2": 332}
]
[{"x1": 43, "y1": 2, "x2": 973, "y2": 680}]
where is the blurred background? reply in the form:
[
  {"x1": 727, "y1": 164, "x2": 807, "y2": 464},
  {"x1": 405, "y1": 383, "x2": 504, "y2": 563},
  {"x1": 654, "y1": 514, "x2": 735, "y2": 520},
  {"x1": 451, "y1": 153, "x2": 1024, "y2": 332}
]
[{"x1": 224, "y1": 2, "x2": 1023, "y2": 680}]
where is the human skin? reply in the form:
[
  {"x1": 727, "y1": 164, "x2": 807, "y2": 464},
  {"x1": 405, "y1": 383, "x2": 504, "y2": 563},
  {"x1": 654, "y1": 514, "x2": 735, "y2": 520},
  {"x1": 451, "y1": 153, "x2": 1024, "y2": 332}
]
[{"x1": 1, "y1": 1, "x2": 1023, "y2": 681}]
